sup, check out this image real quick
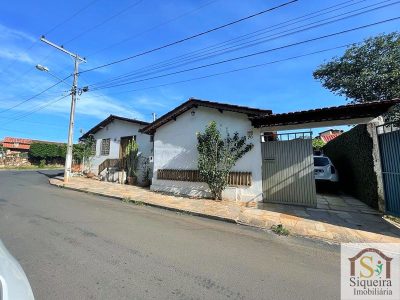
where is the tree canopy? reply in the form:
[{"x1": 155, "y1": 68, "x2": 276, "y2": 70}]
[{"x1": 313, "y1": 32, "x2": 400, "y2": 121}]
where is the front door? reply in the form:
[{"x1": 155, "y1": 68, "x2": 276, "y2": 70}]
[{"x1": 120, "y1": 136, "x2": 134, "y2": 167}]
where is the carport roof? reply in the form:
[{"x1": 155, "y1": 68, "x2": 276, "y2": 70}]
[{"x1": 250, "y1": 99, "x2": 400, "y2": 129}]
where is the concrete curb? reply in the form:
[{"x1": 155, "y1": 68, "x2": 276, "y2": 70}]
[{"x1": 49, "y1": 179, "x2": 238, "y2": 225}]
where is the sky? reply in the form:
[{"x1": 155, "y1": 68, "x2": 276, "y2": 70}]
[{"x1": 0, "y1": 0, "x2": 399, "y2": 142}]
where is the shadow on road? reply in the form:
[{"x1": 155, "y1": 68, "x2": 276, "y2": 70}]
[{"x1": 36, "y1": 170, "x2": 63, "y2": 178}]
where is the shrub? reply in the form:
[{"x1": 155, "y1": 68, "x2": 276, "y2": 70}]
[
  {"x1": 271, "y1": 224, "x2": 290, "y2": 236},
  {"x1": 39, "y1": 159, "x2": 46, "y2": 168},
  {"x1": 197, "y1": 121, "x2": 253, "y2": 200},
  {"x1": 29, "y1": 141, "x2": 87, "y2": 166},
  {"x1": 125, "y1": 140, "x2": 139, "y2": 178},
  {"x1": 29, "y1": 142, "x2": 66, "y2": 165}
]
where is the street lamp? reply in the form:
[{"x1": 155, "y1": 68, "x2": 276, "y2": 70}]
[
  {"x1": 35, "y1": 64, "x2": 70, "y2": 87},
  {"x1": 35, "y1": 64, "x2": 49, "y2": 72}
]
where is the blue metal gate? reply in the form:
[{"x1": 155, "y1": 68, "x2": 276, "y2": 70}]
[{"x1": 377, "y1": 123, "x2": 400, "y2": 217}]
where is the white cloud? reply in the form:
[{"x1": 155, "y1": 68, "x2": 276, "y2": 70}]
[
  {"x1": 0, "y1": 23, "x2": 37, "y2": 64},
  {"x1": 0, "y1": 47, "x2": 34, "y2": 63},
  {"x1": 0, "y1": 23, "x2": 36, "y2": 43},
  {"x1": 39, "y1": 92, "x2": 146, "y2": 120},
  {"x1": 134, "y1": 96, "x2": 167, "y2": 108}
]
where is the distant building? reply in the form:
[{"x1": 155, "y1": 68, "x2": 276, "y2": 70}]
[
  {"x1": 1, "y1": 137, "x2": 63, "y2": 156},
  {"x1": 318, "y1": 129, "x2": 344, "y2": 143}
]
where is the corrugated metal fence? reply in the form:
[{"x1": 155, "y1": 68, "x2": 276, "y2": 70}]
[
  {"x1": 261, "y1": 135, "x2": 316, "y2": 207},
  {"x1": 377, "y1": 123, "x2": 400, "y2": 217}
]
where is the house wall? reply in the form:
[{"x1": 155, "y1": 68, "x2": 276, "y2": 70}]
[
  {"x1": 151, "y1": 106, "x2": 263, "y2": 203},
  {"x1": 89, "y1": 119, "x2": 153, "y2": 183}
]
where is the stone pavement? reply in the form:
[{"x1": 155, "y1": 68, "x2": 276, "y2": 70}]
[{"x1": 49, "y1": 176, "x2": 400, "y2": 244}]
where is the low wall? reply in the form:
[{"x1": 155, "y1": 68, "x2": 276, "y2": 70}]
[
  {"x1": 323, "y1": 125, "x2": 379, "y2": 209},
  {"x1": 0, "y1": 156, "x2": 31, "y2": 168},
  {"x1": 151, "y1": 179, "x2": 262, "y2": 204}
]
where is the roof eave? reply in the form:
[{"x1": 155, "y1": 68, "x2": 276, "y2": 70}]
[
  {"x1": 251, "y1": 99, "x2": 400, "y2": 128},
  {"x1": 80, "y1": 115, "x2": 149, "y2": 140},
  {"x1": 140, "y1": 98, "x2": 272, "y2": 134}
]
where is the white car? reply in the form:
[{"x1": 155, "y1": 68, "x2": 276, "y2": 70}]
[
  {"x1": 313, "y1": 156, "x2": 338, "y2": 182},
  {"x1": 0, "y1": 240, "x2": 34, "y2": 300}
]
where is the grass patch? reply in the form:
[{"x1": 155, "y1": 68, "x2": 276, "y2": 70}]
[
  {"x1": 0, "y1": 165, "x2": 62, "y2": 170},
  {"x1": 122, "y1": 197, "x2": 145, "y2": 206},
  {"x1": 122, "y1": 196, "x2": 131, "y2": 203},
  {"x1": 271, "y1": 224, "x2": 290, "y2": 236}
]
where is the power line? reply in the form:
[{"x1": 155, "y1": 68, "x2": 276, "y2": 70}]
[
  {"x1": 92, "y1": 44, "x2": 352, "y2": 96},
  {"x1": 1, "y1": 45, "x2": 350, "y2": 127},
  {"x1": 0, "y1": 75, "x2": 72, "y2": 114},
  {"x1": 0, "y1": 0, "x2": 142, "y2": 98},
  {"x1": 0, "y1": 0, "x2": 100, "y2": 79},
  {"x1": 89, "y1": 16, "x2": 400, "y2": 91},
  {"x1": 80, "y1": 0, "x2": 298, "y2": 74},
  {"x1": 44, "y1": 0, "x2": 101, "y2": 36},
  {"x1": 1, "y1": 94, "x2": 70, "y2": 126},
  {"x1": 89, "y1": 0, "x2": 387, "y2": 89},
  {"x1": 0, "y1": 0, "x2": 143, "y2": 120},
  {"x1": 62, "y1": 0, "x2": 145, "y2": 45},
  {"x1": 87, "y1": 0, "x2": 221, "y2": 57}
]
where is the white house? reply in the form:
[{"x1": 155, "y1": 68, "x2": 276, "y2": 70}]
[
  {"x1": 140, "y1": 98, "x2": 272, "y2": 204},
  {"x1": 80, "y1": 115, "x2": 153, "y2": 183}
]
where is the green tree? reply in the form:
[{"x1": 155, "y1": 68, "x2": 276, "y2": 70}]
[
  {"x1": 312, "y1": 138, "x2": 325, "y2": 150},
  {"x1": 197, "y1": 121, "x2": 253, "y2": 200},
  {"x1": 74, "y1": 136, "x2": 95, "y2": 170},
  {"x1": 313, "y1": 32, "x2": 400, "y2": 121}
]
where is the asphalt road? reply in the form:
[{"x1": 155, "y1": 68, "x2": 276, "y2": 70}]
[{"x1": 0, "y1": 170, "x2": 341, "y2": 300}]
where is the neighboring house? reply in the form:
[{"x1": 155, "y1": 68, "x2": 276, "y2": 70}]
[
  {"x1": 140, "y1": 98, "x2": 272, "y2": 203},
  {"x1": 1, "y1": 137, "x2": 62, "y2": 156},
  {"x1": 80, "y1": 115, "x2": 152, "y2": 183},
  {"x1": 1, "y1": 137, "x2": 31, "y2": 155},
  {"x1": 318, "y1": 129, "x2": 344, "y2": 143}
]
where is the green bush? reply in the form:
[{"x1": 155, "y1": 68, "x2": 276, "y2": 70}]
[
  {"x1": 29, "y1": 142, "x2": 66, "y2": 164},
  {"x1": 197, "y1": 121, "x2": 253, "y2": 200},
  {"x1": 323, "y1": 125, "x2": 378, "y2": 209},
  {"x1": 39, "y1": 159, "x2": 46, "y2": 168}
]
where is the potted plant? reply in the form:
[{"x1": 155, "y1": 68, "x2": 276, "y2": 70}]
[
  {"x1": 125, "y1": 139, "x2": 139, "y2": 185},
  {"x1": 141, "y1": 157, "x2": 151, "y2": 187}
]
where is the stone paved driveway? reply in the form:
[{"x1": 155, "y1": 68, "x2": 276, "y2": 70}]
[{"x1": 49, "y1": 176, "x2": 400, "y2": 244}]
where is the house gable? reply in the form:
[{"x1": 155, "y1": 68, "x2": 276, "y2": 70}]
[
  {"x1": 140, "y1": 98, "x2": 272, "y2": 135},
  {"x1": 80, "y1": 115, "x2": 149, "y2": 140}
]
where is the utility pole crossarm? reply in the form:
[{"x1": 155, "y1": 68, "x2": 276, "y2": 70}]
[{"x1": 40, "y1": 36, "x2": 86, "y2": 62}]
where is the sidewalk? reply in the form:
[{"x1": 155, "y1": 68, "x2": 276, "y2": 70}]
[{"x1": 49, "y1": 177, "x2": 400, "y2": 244}]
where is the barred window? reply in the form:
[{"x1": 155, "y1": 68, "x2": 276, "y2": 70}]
[
  {"x1": 91, "y1": 141, "x2": 97, "y2": 155},
  {"x1": 100, "y1": 139, "x2": 110, "y2": 155}
]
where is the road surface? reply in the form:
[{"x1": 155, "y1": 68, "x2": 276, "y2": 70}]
[{"x1": 0, "y1": 170, "x2": 340, "y2": 299}]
